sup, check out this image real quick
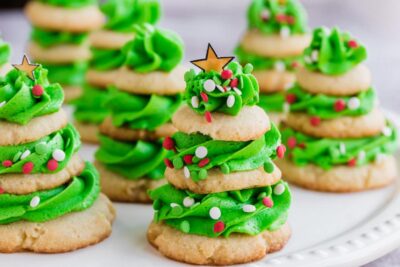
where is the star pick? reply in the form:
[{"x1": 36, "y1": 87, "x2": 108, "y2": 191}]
[
  {"x1": 12, "y1": 55, "x2": 39, "y2": 80},
  {"x1": 191, "y1": 44, "x2": 234, "y2": 73}
]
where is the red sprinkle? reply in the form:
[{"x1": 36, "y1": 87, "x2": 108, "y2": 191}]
[
  {"x1": 291, "y1": 61, "x2": 299, "y2": 69},
  {"x1": 221, "y1": 69, "x2": 233, "y2": 80},
  {"x1": 2, "y1": 160, "x2": 13, "y2": 168},
  {"x1": 286, "y1": 15, "x2": 295, "y2": 24},
  {"x1": 162, "y1": 137, "x2": 175, "y2": 150},
  {"x1": 348, "y1": 40, "x2": 358, "y2": 48},
  {"x1": 334, "y1": 99, "x2": 346, "y2": 112},
  {"x1": 164, "y1": 159, "x2": 174, "y2": 168},
  {"x1": 230, "y1": 78, "x2": 238, "y2": 88},
  {"x1": 183, "y1": 155, "x2": 194, "y2": 165},
  {"x1": 298, "y1": 143, "x2": 307, "y2": 149},
  {"x1": 310, "y1": 116, "x2": 321, "y2": 126},
  {"x1": 287, "y1": 137, "x2": 297, "y2": 149},
  {"x1": 348, "y1": 158, "x2": 357, "y2": 167},
  {"x1": 285, "y1": 94, "x2": 297, "y2": 104},
  {"x1": 0, "y1": 187, "x2": 4, "y2": 194},
  {"x1": 198, "y1": 158, "x2": 210, "y2": 168},
  {"x1": 263, "y1": 197, "x2": 274, "y2": 208},
  {"x1": 213, "y1": 221, "x2": 225, "y2": 233},
  {"x1": 32, "y1": 85, "x2": 44, "y2": 97},
  {"x1": 22, "y1": 162, "x2": 34, "y2": 174},
  {"x1": 205, "y1": 111, "x2": 212, "y2": 123},
  {"x1": 276, "y1": 14, "x2": 286, "y2": 23},
  {"x1": 200, "y1": 92, "x2": 209, "y2": 102},
  {"x1": 276, "y1": 145, "x2": 286, "y2": 159},
  {"x1": 47, "y1": 159, "x2": 58, "y2": 171}
]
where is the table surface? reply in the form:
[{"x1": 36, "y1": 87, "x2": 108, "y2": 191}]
[{"x1": 1, "y1": 0, "x2": 400, "y2": 266}]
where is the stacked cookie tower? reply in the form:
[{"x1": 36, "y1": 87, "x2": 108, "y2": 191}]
[
  {"x1": 147, "y1": 45, "x2": 291, "y2": 265},
  {"x1": 277, "y1": 27, "x2": 398, "y2": 192},
  {"x1": 0, "y1": 58, "x2": 114, "y2": 253},
  {"x1": 0, "y1": 37, "x2": 11, "y2": 75},
  {"x1": 94, "y1": 24, "x2": 186, "y2": 203},
  {"x1": 236, "y1": 0, "x2": 310, "y2": 124},
  {"x1": 25, "y1": 0, "x2": 104, "y2": 101}
]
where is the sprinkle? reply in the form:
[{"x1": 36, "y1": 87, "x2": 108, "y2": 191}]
[
  {"x1": 285, "y1": 94, "x2": 297, "y2": 104},
  {"x1": 170, "y1": 204, "x2": 183, "y2": 215},
  {"x1": 170, "y1": 203, "x2": 179, "y2": 208},
  {"x1": 0, "y1": 101, "x2": 6, "y2": 108},
  {"x1": 183, "y1": 155, "x2": 194, "y2": 165},
  {"x1": 30, "y1": 196, "x2": 40, "y2": 208},
  {"x1": 375, "y1": 153, "x2": 386, "y2": 163},
  {"x1": 198, "y1": 158, "x2": 210, "y2": 167},
  {"x1": 13, "y1": 151, "x2": 22, "y2": 162},
  {"x1": 221, "y1": 69, "x2": 233, "y2": 80},
  {"x1": 348, "y1": 97, "x2": 360, "y2": 110},
  {"x1": 213, "y1": 221, "x2": 225, "y2": 233},
  {"x1": 52, "y1": 149, "x2": 65, "y2": 162},
  {"x1": 198, "y1": 169, "x2": 208, "y2": 180},
  {"x1": 195, "y1": 146, "x2": 208, "y2": 159},
  {"x1": 348, "y1": 40, "x2": 358, "y2": 48},
  {"x1": 180, "y1": 220, "x2": 190, "y2": 233},
  {"x1": 280, "y1": 26, "x2": 290, "y2": 38},
  {"x1": 275, "y1": 13, "x2": 286, "y2": 23},
  {"x1": 358, "y1": 150, "x2": 366, "y2": 162},
  {"x1": 264, "y1": 162, "x2": 275, "y2": 173},
  {"x1": 283, "y1": 103, "x2": 290, "y2": 114},
  {"x1": 183, "y1": 166, "x2": 190, "y2": 178},
  {"x1": 35, "y1": 142, "x2": 48, "y2": 155},
  {"x1": 311, "y1": 50, "x2": 319, "y2": 62},
  {"x1": 205, "y1": 111, "x2": 212, "y2": 123},
  {"x1": 304, "y1": 56, "x2": 312, "y2": 64},
  {"x1": 47, "y1": 159, "x2": 58, "y2": 171},
  {"x1": 164, "y1": 159, "x2": 174, "y2": 168},
  {"x1": 173, "y1": 158, "x2": 184, "y2": 169},
  {"x1": 183, "y1": 197, "x2": 195, "y2": 207},
  {"x1": 22, "y1": 162, "x2": 34, "y2": 174},
  {"x1": 226, "y1": 95, "x2": 235, "y2": 108},
  {"x1": 347, "y1": 158, "x2": 357, "y2": 167},
  {"x1": 242, "y1": 204, "x2": 256, "y2": 213},
  {"x1": 291, "y1": 61, "x2": 299, "y2": 69},
  {"x1": 334, "y1": 99, "x2": 346, "y2": 112},
  {"x1": 32, "y1": 84, "x2": 44, "y2": 97},
  {"x1": 200, "y1": 92, "x2": 208, "y2": 102},
  {"x1": 274, "y1": 184, "x2": 285, "y2": 195},
  {"x1": 284, "y1": 82, "x2": 294, "y2": 90},
  {"x1": 260, "y1": 9, "x2": 270, "y2": 21},
  {"x1": 233, "y1": 87, "x2": 242, "y2": 96},
  {"x1": 20, "y1": 150, "x2": 31, "y2": 160},
  {"x1": 243, "y1": 64, "x2": 253, "y2": 74},
  {"x1": 274, "y1": 61, "x2": 286, "y2": 72},
  {"x1": 216, "y1": 85, "x2": 225, "y2": 93},
  {"x1": 287, "y1": 137, "x2": 297, "y2": 149},
  {"x1": 339, "y1": 142, "x2": 346, "y2": 155},
  {"x1": 220, "y1": 163, "x2": 230, "y2": 174},
  {"x1": 310, "y1": 116, "x2": 321, "y2": 126},
  {"x1": 263, "y1": 197, "x2": 274, "y2": 208},
  {"x1": 162, "y1": 137, "x2": 175, "y2": 150},
  {"x1": 0, "y1": 187, "x2": 4, "y2": 194},
  {"x1": 209, "y1": 207, "x2": 221, "y2": 220},
  {"x1": 286, "y1": 15, "x2": 295, "y2": 24},
  {"x1": 382, "y1": 126, "x2": 392, "y2": 137},
  {"x1": 191, "y1": 96, "x2": 200, "y2": 108},
  {"x1": 2, "y1": 160, "x2": 12, "y2": 168},
  {"x1": 276, "y1": 145, "x2": 286, "y2": 158},
  {"x1": 203, "y1": 79, "x2": 216, "y2": 92}
]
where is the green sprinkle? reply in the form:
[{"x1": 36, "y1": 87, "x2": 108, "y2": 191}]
[
  {"x1": 35, "y1": 142, "x2": 48, "y2": 155},
  {"x1": 180, "y1": 220, "x2": 190, "y2": 233},
  {"x1": 192, "y1": 156, "x2": 200, "y2": 163},
  {"x1": 213, "y1": 76, "x2": 221, "y2": 85},
  {"x1": 13, "y1": 151, "x2": 22, "y2": 162},
  {"x1": 244, "y1": 63, "x2": 253, "y2": 74},
  {"x1": 264, "y1": 162, "x2": 275, "y2": 173},
  {"x1": 220, "y1": 163, "x2": 230, "y2": 174},
  {"x1": 257, "y1": 192, "x2": 267, "y2": 200},
  {"x1": 173, "y1": 158, "x2": 184, "y2": 169},
  {"x1": 191, "y1": 171, "x2": 199, "y2": 181},
  {"x1": 170, "y1": 205, "x2": 183, "y2": 216},
  {"x1": 222, "y1": 79, "x2": 230, "y2": 86},
  {"x1": 198, "y1": 169, "x2": 208, "y2": 180}
]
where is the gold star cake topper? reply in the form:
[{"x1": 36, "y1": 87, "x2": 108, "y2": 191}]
[
  {"x1": 191, "y1": 43, "x2": 235, "y2": 73},
  {"x1": 12, "y1": 55, "x2": 39, "y2": 80}
]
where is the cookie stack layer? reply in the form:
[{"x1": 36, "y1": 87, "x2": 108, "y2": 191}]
[
  {"x1": 276, "y1": 28, "x2": 398, "y2": 192},
  {"x1": 236, "y1": 0, "x2": 310, "y2": 124},
  {"x1": 0, "y1": 63, "x2": 114, "y2": 253},
  {"x1": 147, "y1": 47, "x2": 292, "y2": 265},
  {"x1": 0, "y1": 38, "x2": 11, "y2": 76},
  {"x1": 25, "y1": 0, "x2": 104, "y2": 101},
  {"x1": 94, "y1": 24, "x2": 186, "y2": 203},
  {"x1": 73, "y1": 0, "x2": 161, "y2": 143}
]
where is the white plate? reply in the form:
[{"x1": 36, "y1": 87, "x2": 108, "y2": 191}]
[{"x1": 2, "y1": 109, "x2": 400, "y2": 267}]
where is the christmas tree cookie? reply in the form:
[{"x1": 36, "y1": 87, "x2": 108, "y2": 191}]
[
  {"x1": 73, "y1": 0, "x2": 161, "y2": 143},
  {"x1": 147, "y1": 45, "x2": 291, "y2": 265},
  {"x1": 0, "y1": 57, "x2": 114, "y2": 253},
  {"x1": 0, "y1": 37, "x2": 11, "y2": 76},
  {"x1": 94, "y1": 24, "x2": 186, "y2": 203},
  {"x1": 276, "y1": 27, "x2": 398, "y2": 192},
  {"x1": 25, "y1": 0, "x2": 104, "y2": 101},
  {"x1": 236, "y1": 0, "x2": 310, "y2": 124}
]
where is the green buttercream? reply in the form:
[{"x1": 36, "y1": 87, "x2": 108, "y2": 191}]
[
  {"x1": 45, "y1": 62, "x2": 87, "y2": 86},
  {"x1": 38, "y1": 0, "x2": 96, "y2": 8},
  {"x1": 122, "y1": 23, "x2": 184, "y2": 73},
  {"x1": 248, "y1": 0, "x2": 308, "y2": 34},
  {"x1": 0, "y1": 38, "x2": 10, "y2": 67},
  {"x1": 101, "y1": 0, "x2": 161, "y2": 32},
  {"x1": 288, "y1": 85, "x2": 375, "y2": 119},
  {"x1": 304, "y1": 27, "x2": 367, "y2": 75},
  {"x1": 169, "y1": 124, "x2": 281, "y2": 181},
  {"x1": 95, "y1": 135, "x2": 168, "y2": 180},
  {"x1": 0, "y1": 124, "x2": 80, "y2": 174},
  {"x1": 0, "y1": 66, "x2": 63, "y2": 124},
  {"x1": 105, "y1": 87, "x2": 182, "y2": 131},
  {"x1": 90, "y1": 47, "x2": 125, "y2": 71},
  {"x1": 0, "y1": 162, "x2": 99, "y2": 224},
  {"x1": 72, "y1": 85, "x2": 109, "y2": 124},
  {"x1": 31, "y1": 27, "x2": 88, "y2": 48},
  {"x1": 150, "y1": 181, "x2": 291, "y2": 237},
  {"x1": 259, "y1": 92, "x2": 285, "y2": 112},
  {"x1": 185, "y1": 61, "x2": 259, "y2": 116},
  {"x1": 281, "y1": 124, "x2": 398, "y2": 169}
]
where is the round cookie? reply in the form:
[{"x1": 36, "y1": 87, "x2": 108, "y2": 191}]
[
  {"x1": 25, "y1": 1, "x2": 104, "y2": 33},
  {"x1": 172, "y1": 105, "x2": 270, "y2": 142},
  {"x1": 28, "y1": 41, "x2": 90, "y2": 64},
  {"x1": 296, "y1": 64, "x2": 371, "y2": 96},
  {"x1": 63, "y1": 85, "x2": 82, "y2": 102},
  {"x1": 86, "y1": 69, "x2": 120, "y2": 89},
  {"x1": 95, "y1": 161, "x2": 166, "y2": 203},
  {"x1": 90, "y1": 30, "x2": 135, "y2": 49},
  {"x1": 147, "y1": 222, "x2": 291, "y2": 265},
  {"x1": 165, "y1": 166, "x2": 281, "y2": 194},
  {"x1": 74, "y1": 121, "x2": 101, "y2": 144},
  {"x1": 253, "y1": 69, "x2": 295, "y2": 93},
  {"x1": 240, "y1": 30, "x2": 311, "y2": 58},
  {"x1": 276, "y1": 155, "x2": 397, "y2": 192},
  {"x1": 285, "y1": 108, "x2": 386, "y2": 139}
]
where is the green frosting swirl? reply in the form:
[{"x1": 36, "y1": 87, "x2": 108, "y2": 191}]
[
  {"x1": 72, "y1": 85, "x2": 109, "y2": 125},
  {"x1": 122, "y1": 24, "x2": 184, "y2": 73},
  {"x1": 0, "y1": 66, "x2": 63, "y2": 124},
  {"x1": 150, "y1": 181, "x2": 291, "y2": 237},
  {"x1": 38, "y1": 0, "x2": 96, "y2": 8},
  {"x1": 304, "y1": 27, "x2": 367, "y2": 75},
  {"x1": 185, "y1": 62, "x2": 259, "y2": 116},
  {"x1": 259, "y1": 92, "x2": 285, "y2": 112},
  {"x1": 0, "y1": 124, "x2": 80, "y2": 174},
  {"x1": 168, "y1": 124, "x2": 281, "y2": 181},
  {"x1": 0, "y1": 162, "x2": 99, "y2": 224},
  {"x1": 31, "y1": 27, "x2": 88, "y2": 48},
  {"x1": 248, "y1": 0, "x2": 308, "y2": 34},
  {"x1": 0, "y1": 38, "x2": 10, "y2": 67},
  {"x1": 105, "y1": 87, "x2": 182, "y2": 131},
  {"x1": 45, "y1": 62, "x2": 87, "y2": 86},
  {"x1": 90, "y1": 47, "x2": 125, "y2": 71},
  {"x1": 281, "y1": 124, "x2": 398, "y2": 170},
  {"x1": 95, "y1": 135, "x2": 168, "y2": 180},
  {"x1": 101, "y1": 0, "x2": 161, "y2": 32},
  {"x1": 288, "y1": 85, "x2": 375, "y2": 119}
]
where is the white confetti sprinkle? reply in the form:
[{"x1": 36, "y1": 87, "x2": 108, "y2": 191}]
[
  {"x1": 339, "y1": 142, "x2": 346, "y2": 155},
  {"x1": 304, "y1": 56, "x2": 312, "y2": 64},
  {"x1": 283, "y1": 103, "x2": 290, "y2": 115},
  {"x1": 20, "y1": 150, "x2": 31, "y2": 160},
  {"x1": 280, "y1": 27, "x2": 290, "y2": 38},
  {"x1": 274, "y1": 184, "x2": 285, "y2": 195},
  {"x1": 52, "y1": 149, "x2": 66, "y2": 162},
  {"x1": 203, "y1": 79, "x2": 216, "y2": 92},
  {"x1": 311, "y1": 50, "x2": 319, "y2": 62},
  {"x1": 30, "y1": 196, "x2": 40, "y2": 208},
  {"x1": 260, "y1": 9, "x2": 270, "y2": 20},
  {"x1": 274, "y1": 61, "x2": 286, "y2": 72},
  {"x1": 358, "y1": 150, "x2": 366, "y2": 162},
  {"x1": 216, "y1": 85, "x2": 225, "y2": 93},
  {"x1": 209, "y1": 207, "x2": 221, "y2": 220},
  {"x1": 382, "y1": 126, "x2": 392, "y2": 137},
  {"x1": 183, "y1": 197, "x2": 195, "y2": 207},
  {"x1": 191, "y1": 96, "x2": 199, "y2": 108},
  {"x1": 183, "y1": 166, "x2": 190, "y2": 178},
  {"x1": 348, "y1": 97, "x2": 360, "y2": 110},
  {"x1": 242, "y1": 204, "x2": 256, "y2": 213},
  {"x1": 195, "y1": 146, "x2": 208, "y2": 159},
  {"x1": 284, "y1": 82, "x2": 294, "y2": 90},
  {"x1": 233, "y1": 87, "x2": 242, "y2": 95},
  {"x1": 0, "y1": 101, "x2": 6, "y2": 108},
  {"x1": 226, "y1": 95, "x2": 235, "y2": 108},
  {"x1": 226, "y1": 86, "x2": 232, "y2": 91},
  {"x1": 170, "y1": 203, "x2": 179, "y2": 208}
]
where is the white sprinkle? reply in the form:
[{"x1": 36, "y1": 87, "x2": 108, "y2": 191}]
[
  {"x1": 274, "y1": 184, "x2": 285, "y2": 195},
  {"x1": 30, "y1": 196, "x2": 40, "y2": 208},
  {"x1": 203, "y1": 79, "x2": 216, "y2": 92},
  {"x1": 284, "y1": 82, "x2": 294, "y2": 90},
  {"x1": 191, "y1": 96, "x2": 200, "y2": 108},
  {"x1": 170, "y1": 203, "x2": 179, "y2": 208},
  {"x1": 375, "y1": 153, "x2": 386, "y2": 163},
  {"x1": 339, "y1": 142, "x2": 346, "y2": 155},
  {"x1": 0, "y1": 101, "x2": 6, "y2": 108},
  {"x1": 216, "y1": 85, "x2": 225, "y2": 93},
  {"x1": 358, "y1": 150, "x2": 366, "y2": 162},
  {"x1": 311, "y1": 50, "x2": 319, "y2": 62},
  {"x1": 242, "y1": 204, "x2": 256, "y2": 213},
  {"x1": 20, "y1": 150, "x2": 31, "y2": 160},
  {"x1": 209, "y1": 207, "x2": 221, "y2": 220},
  {"x1": 348, "y1": 97, "x2": 360, "y2": 110},
  {"x1": 283, "y1": 103, "x2": 290, "y2": 115},
  {"x1": 225, "y1": 86, "x2": 232, "y2": 92},
  {"x1": 304, "y1": 56, "x2": 312, "y2": 64},
  {"x1": 183, "y1": 166, "x2": 190, "y2": 178},
  {"x1": 183, "y1": 197, "x2": 195, "y2": 207},
  {"x1": 280, "y1": 27, "x2": 290, "y2": 38},
  {"x1": 260, "y1": 9, "x2": 270, "y2": 20},
  {"x1": 52, "y1": 149, "x2": 66, "y2": 162},
  {"x1": 274, "y1": 61, "x2": 286, "y2": 72},
  {"x1": 226, "y1": 95, "x2": 235, "y2": 108},
  {"x1": 233, "y1": 87, "x2": 242, "y2": 96},
  {"x1": 195, "y1": 146, "x2": 208, "y2": 159},
  {"x1": 382, "y1": 126, "x2": 392, "y2": 137}
]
